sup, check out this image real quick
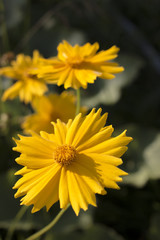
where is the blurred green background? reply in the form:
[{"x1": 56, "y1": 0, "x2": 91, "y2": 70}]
[{"x1": 0, "y1": 0, "x2": 160, "y2": 239}]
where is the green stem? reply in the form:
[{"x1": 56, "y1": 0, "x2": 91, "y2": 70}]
[
  {"x1": 26, "y1": 204, "x2": 70, "y2": 240},
  {"x1": 5, "y1": 206, "x2": 28, "y2": 240},
  {"x1": 75, "y1": 88, "x2": 81, "y2": 116}
]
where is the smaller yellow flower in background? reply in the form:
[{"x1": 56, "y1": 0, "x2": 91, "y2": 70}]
[
  {"x1": 33, "y1": 41, "x2": 124, "y2": 89},
  {"x1": 13, "y1": 108, "x2": 132, "y2": 216},
  {"x1": 22, "y1": 91, "x2": 87, "y2": 134},
  {"x1": 0, "y1": 51, "x2": 48, "y2": 104}
]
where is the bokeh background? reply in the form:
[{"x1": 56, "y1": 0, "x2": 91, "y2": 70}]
[{"x1": 0, "y1": 0, "x2": 160, "y2": 239}]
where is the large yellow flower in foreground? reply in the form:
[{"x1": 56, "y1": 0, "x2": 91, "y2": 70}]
[
  {"x1": 22, "y1": 91, "x2": 87, "y2": 134},
  {"x1": 13, "y1": 109, "x2": 132, "y2": 215},
  {"x1": 0, "y1": 51, "x2": 48, "y2": 103},
  {"x1": 34, "y1": 41, "x2": 124, "y2": 89}
]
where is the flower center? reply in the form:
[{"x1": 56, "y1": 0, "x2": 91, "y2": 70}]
[
  {"x1": 54, "y1": 144, "x2": 77, "y2": 165},
  {"x1": 67, "y1": 56, "x2": 83, "y2": 68},
  {"x1": 24, "y1": 72, "x2": 37, "y2": 79}
]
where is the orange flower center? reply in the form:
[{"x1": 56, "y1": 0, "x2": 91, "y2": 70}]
[
  {"x1": 54, "y1": 144, "x2": 77, "y2": 165},
  {"x1": 67, "y1": 56, "x2": 83, "y2": 68},
  {"x1": 24, "y1": 71, "x2": 37, "y2": 79}
]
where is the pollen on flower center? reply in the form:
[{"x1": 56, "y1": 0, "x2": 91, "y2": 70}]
[{"x1": 54, "y1": 144, "x2": 77, "y2": 165}]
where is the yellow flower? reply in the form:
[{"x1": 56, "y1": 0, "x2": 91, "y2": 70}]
[
  {"x1": 13, "y1": 108, "x2": 132, "y2": 215},
  {"x1": 22, "y1": 91, "x2": 87, "y2": 134},
  {"x1": 34, "y1": 41, "x2": 124, "y2": 89},
  {"x1": 0, "y1": 51, "x2": 48, "y2": 104}
]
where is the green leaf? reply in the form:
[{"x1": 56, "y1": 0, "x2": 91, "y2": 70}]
[{"x1": 122, "y1": 125, "x2": 160, "y2": 187}]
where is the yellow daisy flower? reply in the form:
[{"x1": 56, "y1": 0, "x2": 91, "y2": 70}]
[
  {"x1": 0, "y1": 51, "x2": 48, "y2": 104},
  {"x1": 34, "y1": 41, "x2": 124, "y2": 89},
  {"x1": 13, "y1": 108, "x2": 132, "y2": 216},
  {"x1": 22, "y1": 91, "x2": 87, "y2": 134}
]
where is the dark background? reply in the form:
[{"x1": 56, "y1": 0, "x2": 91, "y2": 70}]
[{"x1": 0, "y1": 0, "x2": 160, "y2": 239}]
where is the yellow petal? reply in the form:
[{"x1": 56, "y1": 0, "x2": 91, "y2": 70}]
[
  {"x1": 74, "y1": 69, "x2": 98, "y2": 87},
  {"x1": 74, "y1": 174, "x2": 97, "y2": 207},
  {"x1": 40, "y1": 131, "x2": 57, "y2": 142},
  {"x1": 81, "y1": 42, "x2": 99, "y2": 58},
  {"x1": 87, "y1": 153, "x2": 127, "y2": 184},
  {"x1": 52, "y1": 120, "x2": 67, "y2": 145},
  {"x1": 58, "y1": 41, "x2": 73, "y2": 61},
  {"x1": 14, "y1": 167, "x2": 32, "y2": 176},
  {"x1": 19, "y1": 164, "x2": 61, "y2": 211},
  {"x1": 59, "y1": 167, "x2": 69, "y2": 209},
  {"x1": 57, "y1": 67, "x2": 71, "y2": 86},
  {"x1": 15, "y1": 154, "x2": 55, "y2": 169},
  {"x1": 13, "y1": 164, "x2": 57, "y2": 191},
  {"x1": 104, "y1": 146, "x2": 128, "y2": 157},
  {"x1": 84, "y1": 130, "x2": 133, "y2": 154},
  {"x1": 66, "y1": 113, "x2": 83, "y2": 145},
  {"x1": 63, "y1": 69, "x2": 74, "y2": 89},
  {"x1": 77, "y1": 125, "x2": 113, "y2": 152},
  {"x1": 67, "y1": 170, "x2": 88, "y2": 215},
  {"x1": 2, "y1": 81, "x2": 23, "y2": 101},
  {"x1": 73, "y1": 109, "x2": 106, "y2": 147},
  {"x1": 96, "y1": 164, "x2": 127, "y2": 189},
  {"x1": 85, "y1": 153, "x2": 123, "y2": 166},
  {"x1": 13, "y1": 133, "x2": 57, "y2": 161},
  {"x1": 69, "y1": 153, "x2": 105, "y2": 195},
  {"x1": 89, "y1": 45, "x2": 120, "y2": 63}
]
